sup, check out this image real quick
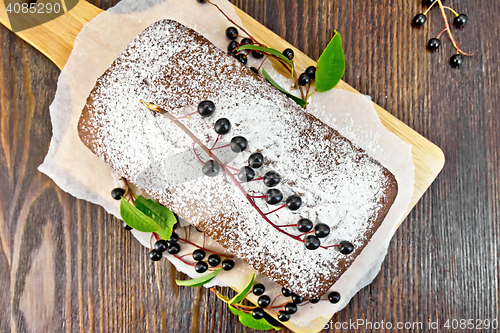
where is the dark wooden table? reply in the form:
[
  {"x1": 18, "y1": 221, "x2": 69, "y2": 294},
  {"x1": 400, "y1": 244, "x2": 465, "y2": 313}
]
[{"x1": 1, "y1": 0, "x2": 498, "y2": 332}]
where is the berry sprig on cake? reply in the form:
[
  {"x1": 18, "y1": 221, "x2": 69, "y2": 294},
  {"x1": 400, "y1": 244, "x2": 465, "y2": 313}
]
[{"x1": 77, "y1": 12, "x2": 398, "y2": 329}]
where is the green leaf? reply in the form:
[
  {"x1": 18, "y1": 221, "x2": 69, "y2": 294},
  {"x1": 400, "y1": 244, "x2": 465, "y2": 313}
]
[
  {"x1": 237, "y1": 44, "x2": 292, "y2": 66},
  {"x1": 315, "y1": 31, "x2": 345, "y2": 92},
  {"x1": 120, "y1": 198, "x2": 161, "y2": 232},
  {"x1": 229, "y1": 306, "x2": 281, "y2": 331},
  {"x1": 261, "y1": 68, "x2": 307, "y2": 108},
  {"x1": 134, "y1": 196, "x2": 177, "y2": 240},
  {"x1": 229, "y1": 273, "x2": 255, "y2": 305},
  {"x1": 175, "y1": 268, "x2": 223, "y2": 287}
]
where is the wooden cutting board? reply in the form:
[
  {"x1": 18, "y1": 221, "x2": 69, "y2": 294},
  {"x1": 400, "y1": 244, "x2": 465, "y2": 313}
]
[{"x1": 0, "y1": 0, "x2": 445, "y2": 331}]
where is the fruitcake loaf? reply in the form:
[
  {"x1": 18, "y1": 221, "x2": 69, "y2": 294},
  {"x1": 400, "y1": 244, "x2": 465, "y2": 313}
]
[{"x1": 78, "y1": 19, "x2": 398, "y2": 299}]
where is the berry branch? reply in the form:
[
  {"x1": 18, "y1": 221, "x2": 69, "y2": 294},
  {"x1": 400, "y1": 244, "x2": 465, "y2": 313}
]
[
  {"x1": 140, "y1": 101, "x2": 350, "y2": 252},
  {"x1": 413, "y1": 0, "x2": 472, "y2": 67}
]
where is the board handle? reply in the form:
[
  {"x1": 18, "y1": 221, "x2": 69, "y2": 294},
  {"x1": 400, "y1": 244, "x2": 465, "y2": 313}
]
[{"x1": 0, "y1": 0, "x2": 102, "y2": 70}]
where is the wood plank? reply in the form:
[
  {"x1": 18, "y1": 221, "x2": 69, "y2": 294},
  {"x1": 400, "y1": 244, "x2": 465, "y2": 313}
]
[{"x1": 3, "y1": 1, "x2": 497, "y2": 333}]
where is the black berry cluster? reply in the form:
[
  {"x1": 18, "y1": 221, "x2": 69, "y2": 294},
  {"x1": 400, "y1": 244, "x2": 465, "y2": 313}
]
[
  {"x1": 225, "y1": 26, "x2": 264, "y2": 67},
  {"x1": 412, "y1": 0, "x2": 470, "y2": 67},
  {"x1": 196, "y1": 108, "x2": 355, "y2": 253},
  {"x1": 148, "y1": 231, "x2": 181, "y2": 261},
  {"x1": 145, "y1": 226, "x2": 235, "y2": 273}
]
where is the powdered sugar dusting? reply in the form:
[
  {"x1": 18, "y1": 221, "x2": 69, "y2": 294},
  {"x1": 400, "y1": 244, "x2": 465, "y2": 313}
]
[{"x1": 78, "y1": 20, "x2": 397, "y2": 298}]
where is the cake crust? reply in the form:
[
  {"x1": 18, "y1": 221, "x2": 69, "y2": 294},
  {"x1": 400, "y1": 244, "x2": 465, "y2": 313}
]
[{"x1": 78, "y1": 19, "x2": 398, "y2": 299}]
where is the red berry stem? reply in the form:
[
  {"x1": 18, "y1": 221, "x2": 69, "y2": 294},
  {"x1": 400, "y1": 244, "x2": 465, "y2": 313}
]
[
  {"x1": 205, "y1": 0, "x2": 266, "y2": 47},
  {"x1": 270, "y1": 293, "x2": 282, "y2": 307},
  {"x1": 223, "y1": 165, "x2": 240, "y2": 172},
  {"x1": 435, "y1": 0, "x2": 471, "y2": 56},
  {"x1": 423, "y1": 0, "x2": 438, "y2": 15},
  {"x1": 176, "y1": 111, "x2": 197, "y2": 120},
  {"x1": 442, "y1": 6, "x2": 459, "y2": 16},
  {"x1": 210, "y1": 143, "x2": 231, "y2": 150},
  {"x1": 211, "y1": 134, "x2": 221, "y2": 149},
  {"x1": 436, "y1": 28, "x2": 447, "y2": 39},
  {"x1": 270, "y1": 302, "x2": 289, "y2": 309},
  {"x1": 322, "y1": 244, "x2": 341, "y2": 249},
  {"x1": 257, "y1": 56, "x2": 268, "y2": 70},
  {"x1": 264, "y1": 203, "x2": 286, "y2": 215},
  {"x1": 193, "y1": 143, "x2": 206, "y2": 164},
  {"x1": 298, "y1": 230, "x2": 314, "y2": 237}
]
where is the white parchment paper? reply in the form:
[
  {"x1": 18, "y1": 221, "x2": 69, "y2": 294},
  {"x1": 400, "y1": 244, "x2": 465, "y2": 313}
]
[{"x1": 38, "y1": 0, "x2": 415, "y2": 331}]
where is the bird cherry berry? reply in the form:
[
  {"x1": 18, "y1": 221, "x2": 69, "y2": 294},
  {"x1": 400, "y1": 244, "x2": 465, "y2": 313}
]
[
  {"x1": 230, "y1": 136, "x2": 248, "y2": 152},
  {"x1": 252, "y1": 307, "x2": 265, "y2": 319},
  {"x1": 236, "y1": 53, "x2": 247, "y2": 65},
  {"x1": 314, "y1": 223, "x2": 330, "y2": 238},
  {"x1": 265, "y1": 189, "x2": 283, "y2": 205},
  {"x1": 169, "y1": 232, "x2": 179, "y2": 243},
  {"x1": 453, "y1": 14, "x2": 468, "y2": 28},
  {"x1": 297, "y1": 218, "x2": 313, "y2": 232},
  {"x1": 427, "y1": 38, "x2": 441, "y2": 51},
  {"x1": 412, "y1": 13, "x2": 427, "y2": 26},
  {"x1": 281, "y1": 287, "x2": 292, "y2": 297},
  {"x1": 282, "y1": 48, "x2": 294, "y2": 60},
  {"x1": 222, "y1": 259, "x2": 235, "y2": 270},
  {"x1": 422, "y1": 0, "x2": 437, "y2": 6},
  {"x1": 197, "y1": 100, "x2": 215, "y2": 117},
  {"x1": 286, "y1": 195, "x2": 302, "y2": 210},
  {"x1": 249, "y1": 67, "x2": 259, "y2": 74},
  {"x1": 225, "y1": 27, "x2": 238, "y2": 40},
  {"x1": 339, "y1": 241, "x2": 354, "y2": 254},
  {"x1": 450, "y1": 54, "x2": 463, "y2": 68},
  {"x1": 328, "y1": 291, "x2": 341, "y2": 304},
  {"x1": 122, "y1": 222, "x2": 132, "y2": 230},
  {"x1": 251, "y1": 50, "x2": 264, "y2": 59},
  {"x1": 192, "y1": 249, "x2": 206, "y2": 261},
  {"x1": 208, "y1": 254, "x2": 221, "y2": 266},
  {"x1": 227, "y1": 40, "x2": 238, "y2": 53},
  {"x1": 214, "y1": 118, "x2": 231, "y2": 135},
  {"x1": 278, "y1": 311, "x2": 290, "y2": 322},
  {"x1": 305, "y1": 66, "x2": 316, "y2": 79},
  {"x1": 148, "y1": 250, "x2": 162, "y2": 261},
  {"x1": 298, "y1": 73, "x2": 310, "y2": 86},
  {"x1": 167, "y1": 243, "x2": 181, "y2": 255},
  {"x1": 240, "y1": 38, "x2": 253, "y2": 45},
  {"x1": 263, "y1": 171, "x2": 281, "y2": 187},
  {"x1": 202, "y1": 160, "x2": 220, "y2": 177},
  {"x1": 111, "y1": 187, "x2": 125, "y2": 200},
  {"x1": 291, "y1": 293, "x2": 304, "y2": 304},
  {"x1": 238, "y1": 166, "x2": 255, "y2": 182},
  {"x1": 248, "y1": 152, "x2": 264, "y2": 168},
  {"x1": 154, "y1": 240, "x2": 169, "y2": 253},
  {"x1": 257, "y1": 295, "x2": 271, "y2": 307},
  {"x1": 195, "y1": 261, "x2": 208, "y2": 273},
  {"x1": 284, "y1": 302, "x2": 298, "y2": 314},
  {"x1": 309, "y1": 298, "x2": 320, "y2": 304},
  {"x1": 305, "y1": 235, "x2": 320, "y2": 250},
  {"x1": 253, "y1": 283, "x2": 265, "y2": 296}
]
